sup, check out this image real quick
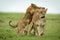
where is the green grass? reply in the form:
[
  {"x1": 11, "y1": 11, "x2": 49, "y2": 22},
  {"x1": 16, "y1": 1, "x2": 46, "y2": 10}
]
[{"x1": 0, "y1": 12, "x2": 60, "y2": 40}]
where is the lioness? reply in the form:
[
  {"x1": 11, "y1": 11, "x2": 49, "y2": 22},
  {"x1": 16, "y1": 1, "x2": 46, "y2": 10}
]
[
  {"x1": 24, "y1": 7, "x2": 47, "y2": 36},
  {"x1": 9, "y1": 3, "x2": 40, "y2": 35}
]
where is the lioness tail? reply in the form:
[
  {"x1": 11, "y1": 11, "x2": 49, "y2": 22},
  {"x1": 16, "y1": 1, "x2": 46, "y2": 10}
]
[{"x1": 9, "y1": 20, "x2": 18, "y2": 28}]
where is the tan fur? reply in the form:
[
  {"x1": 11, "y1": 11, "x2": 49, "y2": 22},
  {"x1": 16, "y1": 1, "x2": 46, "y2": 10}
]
[{"x1": 9, "y1": 3, "x2": 48, "y2": 36}]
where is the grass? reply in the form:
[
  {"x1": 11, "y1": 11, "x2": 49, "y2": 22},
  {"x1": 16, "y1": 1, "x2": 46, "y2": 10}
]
[{"x1": 0, "y1": 12, "x2": 60, "y2": 40}]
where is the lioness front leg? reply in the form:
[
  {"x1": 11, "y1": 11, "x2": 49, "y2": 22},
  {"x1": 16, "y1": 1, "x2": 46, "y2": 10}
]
[
  {"x1": 39, "y1": 19, "x2": 46, "y2": 36},
  {"x1": 39, "y1": 25, "x2": 45, "y2": 36}
]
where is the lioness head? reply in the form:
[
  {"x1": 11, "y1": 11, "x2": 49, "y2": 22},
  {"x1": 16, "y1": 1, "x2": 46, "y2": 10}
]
[
  {"x1": 34, "y1": 7, "x2": 47, "y2": 19},
  {"x1": 30, "y1": 4, "x2": 47, "y2": 16},
  {"x1": 27, "y1": 3, "x2": 41, "y2": 14}
]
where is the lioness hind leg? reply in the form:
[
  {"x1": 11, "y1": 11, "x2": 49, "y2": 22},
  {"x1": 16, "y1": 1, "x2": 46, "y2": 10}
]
[
  {"x1": 24, "y1": 22, "x2": 33, "y2": 35},
  {"x1": 24, "y1": 25, "x2": 30, "y2": 35},
  {"x1": 17, "y1": 24, "x2": 25, "y2": 35},
  {"x1": 33, "y1": 24, "x2": 39, "y2": 36},
  {"x1": 17, "y1": 28, "x2": 23, "y2": 35}
]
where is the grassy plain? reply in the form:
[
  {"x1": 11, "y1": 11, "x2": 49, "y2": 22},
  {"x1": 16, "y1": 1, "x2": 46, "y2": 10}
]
[{"x1": 0, "y1": 12, "x2": 60, "y2": 40}]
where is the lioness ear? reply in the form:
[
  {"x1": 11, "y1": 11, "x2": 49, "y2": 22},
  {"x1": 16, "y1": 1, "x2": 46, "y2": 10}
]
[
  {"x1": 46, "y1": 8, "x2": 48, "y2": 11},
  {"x1": 42, "y1": 7, "x2": 45, "y2": 9},
  {"x1": 31, "y1": 3, "x2": 36, "y2": 6},
  {"x1": 31, "y1": 3, "x2": 37, "y2": 8}
]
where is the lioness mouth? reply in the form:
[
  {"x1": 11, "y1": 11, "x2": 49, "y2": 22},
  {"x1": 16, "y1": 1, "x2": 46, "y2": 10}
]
[{"x1": 41, "y1": 16, "x2": 45, "y2": 18}]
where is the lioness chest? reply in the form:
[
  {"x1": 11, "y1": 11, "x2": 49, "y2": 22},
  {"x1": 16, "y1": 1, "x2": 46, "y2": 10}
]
[{"x1": 35, "y1": 18, "x2": 46, "y2": 26}]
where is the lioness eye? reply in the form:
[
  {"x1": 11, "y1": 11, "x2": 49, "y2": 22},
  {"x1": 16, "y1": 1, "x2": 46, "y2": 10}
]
[
  {"x1": 44, "y1": 11, "x2": 46, "y2": 13},
  {"x1": 40, "y1": 11, "x2": 42, "y2": 13}
]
